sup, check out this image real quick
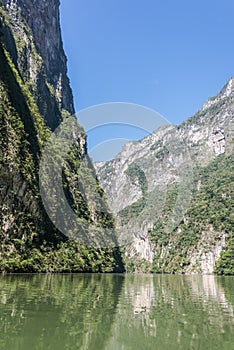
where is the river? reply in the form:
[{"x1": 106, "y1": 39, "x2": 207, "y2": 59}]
[{"x1": 0, "y1": 274, "x2": 233, "y2": 349}]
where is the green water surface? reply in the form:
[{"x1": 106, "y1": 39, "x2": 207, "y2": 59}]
[{"x1": 0, "y1": 274, "x2": 233, "y2": 349}]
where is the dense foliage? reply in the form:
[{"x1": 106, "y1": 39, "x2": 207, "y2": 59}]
[
  {"x1": 150, "y1": 155, "x2": 234, "y2": 274},
  {"x1": 0, "y1": 8, "x2": 124, "y2": 273}
]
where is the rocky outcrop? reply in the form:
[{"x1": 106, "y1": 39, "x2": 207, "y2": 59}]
[
  {"x1": 0, "y1": 0, "x2": 123, "y2": 272},
  {"x1": 2, "y1": 0, "x2": 74, "y2": 129},
  {"x1": 95, "y1": 78, "x2": 234, "y2": 273}
]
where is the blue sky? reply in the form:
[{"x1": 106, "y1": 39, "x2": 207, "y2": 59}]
[{"x1": 60, "y1": 0, "x2": 234, "y2": 160}]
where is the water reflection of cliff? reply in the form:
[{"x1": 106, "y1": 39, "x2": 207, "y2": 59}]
[
  {"x1": 0, "y1": 274, "x2": 124, "y2": 350},
  {"x1": 1, "y1": 274, "x2": 233, "y2": 350},
  {"x1": 190, "y1": 275, "x2": 234, "y2": 317},
  {"x1": 106, "y1": 275, "x2": 234, "y2": 350}
]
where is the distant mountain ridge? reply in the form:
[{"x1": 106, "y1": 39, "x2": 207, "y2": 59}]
[{"x1": 95, "y1": 77, "x2": 234, "y2": 274}]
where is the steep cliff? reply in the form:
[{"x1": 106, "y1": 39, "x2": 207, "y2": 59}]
[
  {"x1": 95, "y1": 78, "x2": 234, "y2": 274},
  {"x1": 0, "y1": 0, "x2": 124, "y2": 272}
]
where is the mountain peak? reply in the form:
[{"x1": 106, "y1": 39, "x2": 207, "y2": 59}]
[
  {"x1": 202, "y1": 77, "x2": 234, "y2": 111},
  {"x1": 95, "y1": 77, "x2": 233, "y2": 272}
]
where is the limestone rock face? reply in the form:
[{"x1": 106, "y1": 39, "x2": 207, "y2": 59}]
[
  {"x1": 95, "y1": 78, "x2": 234, "y2": 272},
  {"x1": 2, "y1": 0, "x2": 74, "y2": 129},
  {"x1": 0, "y1": 0, "x2": 123, "y2": 272}
]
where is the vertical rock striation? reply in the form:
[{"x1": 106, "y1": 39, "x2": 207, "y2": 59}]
[
  {"x1": 0, "y1": 0, "x2": 124, "y2": 272},
  {"x1": 2, "y1": 0, "x2": 74, "y2": 129}
]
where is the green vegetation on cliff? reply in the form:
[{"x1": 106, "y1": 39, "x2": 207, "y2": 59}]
[
  {"x1": 150, "y1": 155, "x2": 234, "y2": 274},
  {"x1": 0, "y1": 4, "x2": 124, "y2": 272}
]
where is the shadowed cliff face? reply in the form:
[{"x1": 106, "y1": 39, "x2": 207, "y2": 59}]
[
  {"x1": 2, "y1": 0, "x2": 74, "y2": 129},
  {"x1": 95, "y1": 78, "x2": 234, "y2": 273},
  {"x1": 0, "y1": 1, "x2": 124, "y2": 272}
]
